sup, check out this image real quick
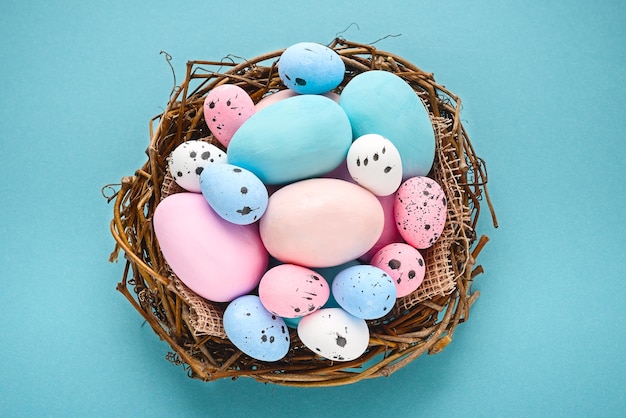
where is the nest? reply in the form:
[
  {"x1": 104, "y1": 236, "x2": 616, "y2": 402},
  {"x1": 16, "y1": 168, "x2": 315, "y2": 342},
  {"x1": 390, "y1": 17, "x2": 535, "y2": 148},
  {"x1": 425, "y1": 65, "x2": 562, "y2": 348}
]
[{"x1": 106, "y1": 38, "x2": 497, "y2": 387}]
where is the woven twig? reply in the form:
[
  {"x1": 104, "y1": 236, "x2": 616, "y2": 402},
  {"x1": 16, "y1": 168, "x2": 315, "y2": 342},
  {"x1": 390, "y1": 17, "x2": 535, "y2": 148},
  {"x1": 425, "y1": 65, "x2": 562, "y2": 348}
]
[{"x1": 107, "y1": 38, "x2": 497, "y2": 386}]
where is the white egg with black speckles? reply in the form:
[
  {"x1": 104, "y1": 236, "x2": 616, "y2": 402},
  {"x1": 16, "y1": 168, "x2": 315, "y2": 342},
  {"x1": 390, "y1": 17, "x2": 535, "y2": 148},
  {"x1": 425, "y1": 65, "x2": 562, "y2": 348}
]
[
  {"x1": 395, "y1": 176, "x2": 447, "y2": 249},
  {"x1": 347, "y1": 134, "x2": 403, "y2": 196},
  {"x1": 223, "y1": 295, "x2": 290, "y2": 362},
  {"x1": 297, "y1": 308, "x2": 369, "y2": 362},
  {"x1": 168, "y1": 140, "x2": 227, "y2": 192},
  {"x1": 200, "y1": 163, "x2": 268, "y2": 225},
  {"x1": 332, "y1": 265, "x2": 396, "y2": 320}
]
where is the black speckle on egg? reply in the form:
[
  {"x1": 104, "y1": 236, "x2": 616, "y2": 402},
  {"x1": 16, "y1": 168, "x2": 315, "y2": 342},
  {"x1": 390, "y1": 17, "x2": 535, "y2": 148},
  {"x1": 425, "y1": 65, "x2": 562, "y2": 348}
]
[
  {"x1": 176, "y1": 171, "x2": 183, "y2": 177},
  {"x1": 261, "y1": 334, "x2": 268, "y2": 342},
  {"x1": 384, "y1": 166, "x2": 392, "y2": 173},
  {"x1": 363, "y1": 157, "x2": 369, "y2": 166},
  {"x1": 201, "y1": 151, "x2": 211, "y2": 160},
  {"x1": 189, "y1": 151, "x2": 197, "y2": 158},
  {"x1": 418, "y1": 259, "x2": 424, "y2": 267},
  {"x1": 233, "y1": 168, "x2": 242, "y2": 173},
  {"x1": 295, "y1": 77, "x2": 307, "y2": 86},
  {"x1": 240, "y1": 186, "x2": 248, "y2": 194},
  {"x1": 195, "y1": 167, "x2": 204, "y2": 175},
  {"x1": 373, "y1": 153, "x2": 379, "y2": 161},
  {"x1": 388, "y1": 259, "x2": 401, "y2": 270},
  {"x1": 408, "y1": 270, "x2": 416, "y2": 279},
  {"x1": 208, "y1": 101, "x2": 215, "y2": 109}
]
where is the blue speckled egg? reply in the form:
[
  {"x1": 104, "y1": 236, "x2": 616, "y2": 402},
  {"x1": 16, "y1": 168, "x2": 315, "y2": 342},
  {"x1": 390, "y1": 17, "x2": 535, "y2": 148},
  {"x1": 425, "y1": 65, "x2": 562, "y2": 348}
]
[
  {"x1": 339, "y1": 70, "x2": 436, "y2": 178},
  {"x1": 332, "y1": 264, "x2": 397, "y2": 320},
  {"x1": 223, "y1": 295, "x2": 290, "y2": 362},
  {"x1": 278, "y1": 42, "x2": 345, "y2": 94},
  {"x1": 200, "y1": 163, "x2": 268, "y2": 225},
  {"x1": 227, "y1": 95, "x2": 352, "y2": 185}
]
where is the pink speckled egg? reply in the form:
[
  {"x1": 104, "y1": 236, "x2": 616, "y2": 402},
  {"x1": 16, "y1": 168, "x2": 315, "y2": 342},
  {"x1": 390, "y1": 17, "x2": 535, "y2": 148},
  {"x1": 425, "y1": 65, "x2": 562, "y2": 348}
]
[
  {"x1": 203, "y1": 84, "x2": 255, "y2": 148},
  {"x1": 259, "y1": 178, "x2": 384, "y2": 268},
  {"x1": 394, "y1": 176, "x2": 447, "y2": 249},
  {"x1": 258, "y1": 264, "x2": 330, "y2": 318},
  {"x1": 370, "y1": 242, "x2": 425, "y2": 297},
  {"x1": 153, "y1": 193, "x2": 268, "y2": 302}
]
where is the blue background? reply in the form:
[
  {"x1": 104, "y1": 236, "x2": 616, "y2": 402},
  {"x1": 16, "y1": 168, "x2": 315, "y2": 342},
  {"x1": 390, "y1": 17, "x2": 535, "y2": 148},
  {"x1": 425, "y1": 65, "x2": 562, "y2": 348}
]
[{"x1": 2, "y1": 1, "x2": 625, "y2": 417}]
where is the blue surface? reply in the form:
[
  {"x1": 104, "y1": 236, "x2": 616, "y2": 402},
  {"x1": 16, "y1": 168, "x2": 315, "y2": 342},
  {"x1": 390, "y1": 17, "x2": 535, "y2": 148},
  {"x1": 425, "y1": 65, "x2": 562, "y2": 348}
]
[{"x1": 2, "y1": 1, "x2": 625, "y2": 417}]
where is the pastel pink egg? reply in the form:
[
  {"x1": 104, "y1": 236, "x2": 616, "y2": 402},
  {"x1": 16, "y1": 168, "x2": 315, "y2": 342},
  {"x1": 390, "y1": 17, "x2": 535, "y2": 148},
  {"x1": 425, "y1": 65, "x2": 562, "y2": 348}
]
[
  {"x1": 258, "y1": 264, "x2": 330, "y2": 318},
  {"x1": 153, "y1": 192, "x2": 268, "y2": 302},
  {"x1": 360, "y1": 193, "x2": 405, "y2": 262},
  {"x1": 259, "y1": 178, "x2": 384, "y2": 268},
  {"x1": 394, "y1": 176, "x2": 447, "y2": 249},
  {"x1": 203, "y1": 84, "x2": 255, "y2": 148},
  {"x1": 255, "y1": 89, "x2": 339, "y2": 112},
  {"x1": 370, "y1": 242, "x2": 425, "y2": 297}
]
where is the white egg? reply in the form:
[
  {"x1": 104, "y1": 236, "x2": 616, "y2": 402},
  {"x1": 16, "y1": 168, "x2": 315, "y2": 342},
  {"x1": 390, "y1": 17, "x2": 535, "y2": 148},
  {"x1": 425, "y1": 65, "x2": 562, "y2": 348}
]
[
  {"x1": 346, "y1": 134, "x2": 403, "y2": 196},
  {"x1": 297, "y1": 307, "x2": 369, "y2": 362},
  {"x1": 168, "y1": 140, "x2": 227, "y2": 192}
]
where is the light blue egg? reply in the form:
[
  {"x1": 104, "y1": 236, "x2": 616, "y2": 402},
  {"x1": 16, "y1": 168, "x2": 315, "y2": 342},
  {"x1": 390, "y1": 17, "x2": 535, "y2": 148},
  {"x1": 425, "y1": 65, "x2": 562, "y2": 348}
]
[
  {"x1": 223, "y1": 295, "x2": 290, "y2": 362},
  {"x1": 339, "y1": 70, "x2": 436, "y2": 178},
  {"x1": 228, "y1": 95, "x2": 352, "y2": 185},
  {"x1": 200, "y1": 163, "x2": 268, "y2": 225},
  {"x1": 278, "y1": 42, "x2": 345, "y2": 94},
  {"x1": 332, "y1": 264, "x2": 396, "y2": 320}
]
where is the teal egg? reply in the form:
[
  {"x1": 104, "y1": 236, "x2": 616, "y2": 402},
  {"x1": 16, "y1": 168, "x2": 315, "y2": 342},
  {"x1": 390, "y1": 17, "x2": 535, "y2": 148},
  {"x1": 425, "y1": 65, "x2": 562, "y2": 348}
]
[
  {"x1": 339, "y1": 70, "x2": 436, "y2": 178},
  {"x1": 227, "y1": 95, "x2": 352, "y2": 185}
]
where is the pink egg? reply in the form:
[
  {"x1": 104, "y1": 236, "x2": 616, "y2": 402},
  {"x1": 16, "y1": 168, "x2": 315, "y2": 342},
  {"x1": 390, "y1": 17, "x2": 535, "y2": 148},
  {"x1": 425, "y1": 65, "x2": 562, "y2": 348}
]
[
  {"x1": 259, "y1": 178, "x2": 384, "y2": 268},
  {"x1": 370, "y1": 242, "x2": 425, "y2": 297},
  {"x1": 255, "y1": 89, "x2": 339, "y2": 112},
  {"x1": 203, "y1": 84, "x2": 255, "y2": 147},
  {"x1": 153, "y1": 193, "x2": 268, "y2": 302},
  {"x1": 360, "y1": 193, "x2": 405, "y2": 262},
  {"x1": 258, "y1": 264, "x2": 330, "y2": 318},
  {"x1": 394, "y1": 176, "x2": 447, "y2": 249}
]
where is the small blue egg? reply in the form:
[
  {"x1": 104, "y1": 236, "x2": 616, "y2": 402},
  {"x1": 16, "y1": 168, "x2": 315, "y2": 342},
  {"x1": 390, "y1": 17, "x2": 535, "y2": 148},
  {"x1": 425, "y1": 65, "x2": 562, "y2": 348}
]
[
  {"x1": 278, "y1": 42, "x2": 345, "y2": 94},
  {"x1": 200, "y1": 163, "x2": 268, "y2": 225},
  {"x1": 332, "y1": 265, "x2": 396, "y2": 320},
  {"x1": 223, "y1": 295, "x2": 290, "y2": 362}
]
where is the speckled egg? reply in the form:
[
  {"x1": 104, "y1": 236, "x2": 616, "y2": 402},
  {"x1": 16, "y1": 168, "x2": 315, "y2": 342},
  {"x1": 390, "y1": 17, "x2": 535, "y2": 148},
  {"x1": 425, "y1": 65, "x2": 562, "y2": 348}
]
[
  {"x1": 332, "y1": 265, "x2": 396, "y2": 320},
  {"x1": 347, "y1": 133, "x2": 403, "y2": 196},
  {"x1": 168, "y1": 140, "x2": 227, "y2": 192},
  {"x1": 258, "y1": 264, "x2": 330, "y2": 318},
  {"x1": 203, "y1": 84, "x2": 255, "y2": 148},
  {"x1": 297, "y1": 308, "x2": 369, "y2": 362},
  {"x1": 278, "y1": 42, "x2": 345, "y2": 94},
  {"x1": 339, "y1": 70, "x2": 436, "y2": 178},
  {"x1": 223, "y1": 295, "x2": 290, "y2": 362},
  {"x1": 370, "y1": 242, "x2": 425, "y2": 298},
  {"x1": 395, "y1": 176, "x2": 447, "y2": 249},
  {"x1": 200, "y1": 163, "x2": 268, "y2": 225}
]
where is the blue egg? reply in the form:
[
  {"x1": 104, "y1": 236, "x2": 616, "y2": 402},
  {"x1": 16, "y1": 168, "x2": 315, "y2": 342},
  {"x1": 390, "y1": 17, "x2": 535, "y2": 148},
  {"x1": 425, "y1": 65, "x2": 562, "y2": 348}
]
[
  {"x1": 200, "y1": 163, "x2": 268, "y2": 225},
  {"x1": 332, "y1": 265, "x2": 396, "y2": 320},
  {"x1": 223, "y1": 295, "x2": 290, "y2": 362},
  {"x1": 339, "y1": 70, "x2": 436, "y2": 178},
  {"x1": 228, "y1": 95, "x2": 352, "y2": 185},
  {"x1": 278, "y1": 42, "x2": 345, "y2": 94}
]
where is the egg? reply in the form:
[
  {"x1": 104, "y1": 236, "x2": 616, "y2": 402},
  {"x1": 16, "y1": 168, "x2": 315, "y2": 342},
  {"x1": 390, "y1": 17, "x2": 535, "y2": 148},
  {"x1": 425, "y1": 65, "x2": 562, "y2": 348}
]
[
  {"x1": 359, "y1": 193, "x2": 405, "y2": 262},
  {"x1": 200, "y1": 163, "x2": 268, "y2": 225},
  {"x1": 258, "y1": 264, "x2": 330, "y2": 318},
  {"x1": 167, "y1": 140, "x2": 227, "y2": 192},
  {"x1": 223, "y1": 295, "x2": 290, "y2": 362},
  {"x1": 332, "y1": 265, "x2": 396, "y2": 320},
  {"x1": 347, "y1": 134, "x2": 403, "y2": 196},
  {"x1": 339, "y1": 70, "x2": 436, "y2": 178},
  {"x1": 278, "y1": 42, "x2": 345, "y2": 94},
  {"x1": 370, "y1": 243, "x2": 425, "y2": 298},
  {"x1": 228, "y1": 94, "x2": 352, "y2": 185},
  {"x1": 255, "y1": 89, "x2": 340, "y2": 112},
  {"x1": 153, "y1": 193, "x2": 268, "y2": 302},
  {"x1": 297, "y1": 308, "x2": 370, "y2": 362},
  {"x1": 395, "y1": 176, "x2": 447, "y2": 249},
  {"x1": 203, "y1": 84, "x2": 255, "y2": 148},
  {"x1": 259, "y1": 178, "x2": 384, "y2": 267}
]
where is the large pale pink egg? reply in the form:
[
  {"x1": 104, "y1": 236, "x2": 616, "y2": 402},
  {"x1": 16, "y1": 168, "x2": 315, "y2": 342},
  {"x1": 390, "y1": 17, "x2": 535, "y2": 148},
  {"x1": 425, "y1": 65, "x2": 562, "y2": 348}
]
[
  {"x1": 359, "y1": 193, "x2": 405, "y2": 262},
  {"x1": 203, "y1": 84, "x2": 255, "y2": 148},
  {"x1": 153, "y1": 192, "x2": 268, "y2": 302},
  {"x1": 258, "y1": 264, "x2": 330, "y2": 318},
  {"x1": 259, "y1": 178, "x2": 384, "y2": 268},
  {"x1": 394, "y1": 176, "x2": 447, "y2": 249},
  {"x1": 370, "y1": 242, "x2": 425, "y2": 297}
]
